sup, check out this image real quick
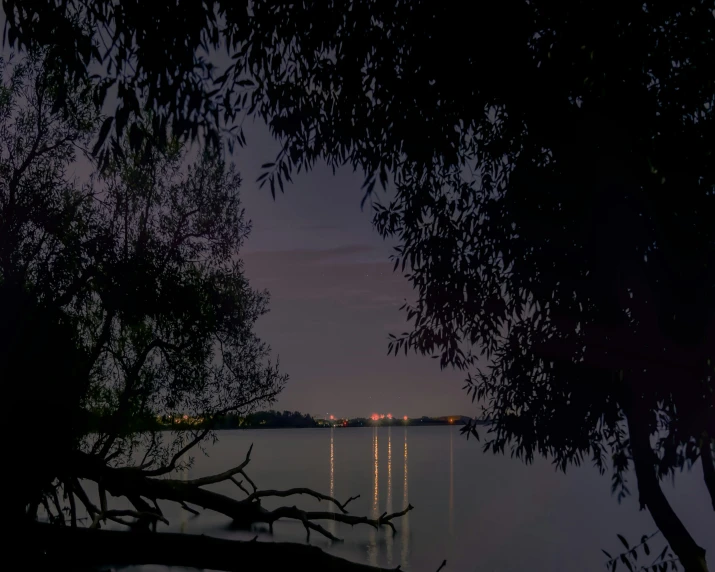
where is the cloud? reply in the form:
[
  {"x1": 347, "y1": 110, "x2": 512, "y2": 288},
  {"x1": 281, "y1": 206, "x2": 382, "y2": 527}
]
[
  {"x1": 298, "y1": 224, "x2": 341, "y2": 232},
  {"x1": 242, "y1": 244, "x2": 413, "y2": 311}
]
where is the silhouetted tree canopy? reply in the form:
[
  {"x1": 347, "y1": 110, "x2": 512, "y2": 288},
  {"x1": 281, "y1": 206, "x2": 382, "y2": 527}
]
[
  {"x1": 1, "y1": 53, "x2": 412, "y2": 572},
  {"x1": 3, "y1": 2, "x2": 714, "y2": 570},
  {"x1": 1, "y1": 48, "x2": 285, "y2": 503}
]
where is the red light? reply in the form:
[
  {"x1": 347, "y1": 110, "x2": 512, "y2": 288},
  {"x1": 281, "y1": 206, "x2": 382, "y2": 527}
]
[
  {"x1": 329, "y1": 415, "x2": 334, "y2": 420},
  {"x1": 371, "y1": 413, "x2": 379, "y2": 421},
  {"x1": 403, "y1": 416, "x2": 408, "y2": 421},
  {"x1": 387, "y1": 413, "x2": 393, "y2": 419}
]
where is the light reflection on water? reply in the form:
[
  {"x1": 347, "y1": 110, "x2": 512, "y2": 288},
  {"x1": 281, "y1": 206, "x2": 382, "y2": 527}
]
[
  {"x1": 179, "y1": 451, "x2": 189, "y2": 534},
  {"x1": 367, "y1": 426, "x2": 379, "y2": 566},
  {"x1": 449, "y1": 428, "x2": 454, "y2": 538},
  {"x1": 386, "y1": 426, "x2": 393, "y2": 566},
  {"x1": 110, "y1": 427, "x2": 714, "y2": 572},
  {"x1": 402, "y1": 426, "x2": 410, "y2": 568},
  {"x1": 329, "y1": 427, "x2": 335, "y2": 536}
]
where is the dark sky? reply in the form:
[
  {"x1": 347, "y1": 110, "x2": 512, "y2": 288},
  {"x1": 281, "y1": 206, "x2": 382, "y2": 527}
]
[
  {"x1": 234, "y1": 119, "x2": 467, "y2": 419},
  {"x1": 0, "y1": 28, "x2": 468, "y2": 420}
]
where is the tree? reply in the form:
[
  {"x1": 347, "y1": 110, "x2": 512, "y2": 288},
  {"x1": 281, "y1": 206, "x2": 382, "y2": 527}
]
[
  {"x1": 0, "y1": 54, "x2": 412, "y2": 571},
  {"x1": 4, "y1": 1, "x2": 714, "y2": 569}
]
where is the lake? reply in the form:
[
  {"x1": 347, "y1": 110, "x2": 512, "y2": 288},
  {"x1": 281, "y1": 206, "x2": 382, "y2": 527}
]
[{"x1": 113, "y1": 426, "x2": 713, "y2": 572}]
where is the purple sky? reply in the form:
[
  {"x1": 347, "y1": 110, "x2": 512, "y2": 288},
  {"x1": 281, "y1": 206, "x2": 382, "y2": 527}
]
[{"x1": 235, "y1": 118, "x2": 468, "y2": 418}]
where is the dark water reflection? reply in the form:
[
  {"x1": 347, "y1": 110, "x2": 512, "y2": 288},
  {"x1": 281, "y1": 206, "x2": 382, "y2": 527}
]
[{"x1": 106, "y1": 426, "x2": 712, "y2": 572}]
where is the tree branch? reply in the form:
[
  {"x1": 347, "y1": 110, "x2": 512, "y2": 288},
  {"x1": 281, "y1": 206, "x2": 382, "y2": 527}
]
[
  {"x1": 32, "y1": 522, "x2": 401, "y2": 572},
  {"x1": 73, "y1": 450, "x2": 412, "y2": 542},
  {"x1": 247, "y1": 489, "x2": 360, "y2": 514},
  {"x1": 139, "y1": 390, "x2": 281, "y2": 476},
  {"x1": 701, "y1": 433, "x2": 715, "y2": 512},
  {"x1": 184, "y1": 443, "x2": 253, "y2": 486}
]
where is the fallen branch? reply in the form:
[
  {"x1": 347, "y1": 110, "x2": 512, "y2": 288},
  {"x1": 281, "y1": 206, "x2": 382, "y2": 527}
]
[
  {"x1": 31, "y1": 522, "x2": 403, "y2": 572},
  {"x1": 184, "y1": 443, "x2": 254, "y2": 487},
  {"x1": 299, "y1": 504, "x2": 415, "y2": 535},
  {"x1": 180, "y1": 502, "x2": 200, "y2": 516},
  {"x1": 246, "y1": 488, "x2": 360, "y2": 513},
  {"x1": 73, "y1": 448, "x2": 412, "y2": 542}
]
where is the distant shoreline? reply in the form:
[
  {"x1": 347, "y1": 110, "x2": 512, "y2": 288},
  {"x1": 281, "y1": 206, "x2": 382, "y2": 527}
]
[
  {"x1": 89, "y1": 410, "x2": 490, "y2": 432},
  {"x1": 152, "y1": 420, "x2": 493, "y2": 431}
]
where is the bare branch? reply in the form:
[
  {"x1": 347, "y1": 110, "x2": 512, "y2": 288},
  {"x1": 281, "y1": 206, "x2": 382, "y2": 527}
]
[
  {"x1": 65, "y1": 482, "x2": 77, "y2": 528},
  {"x1": 302, "y1": 504, "x2": 415, "y2": 536},
  {"x1": 230, "y1": 477, "x2": 250, "y2": 496},
  {"x1": 701, "y1": 432, "x2": 715, "y2": 511},
  {"x1": 35, "y1": 522, "x2": 403, "y2": 571},
  {"x1": 247, "y1": 488, "x2": 360, "y2": 514},
  {"x1": 72, "y1": 479, "x2": 99, "y2": 517},
  {"x1": 51, "y1": 487, "x2": 65, "y2": 526},
  {"x1": 140, "y1": 390, "x2": 280, "y2": 477},
  {"x1": 185, "y1": 443, "x2": 253, "y2": 487},
  {"x1": 180, "y1": 502, "x2": 200, "y2": 516},
  {"x1": 73, "y1": 449, "x2": 413, "y2": 544},
  {"x1": 139, "y1": 427, "x2": 212, "y2": 477},
  {"x1": 103, "y1": 509, "x2": 169, "y2": 526}
]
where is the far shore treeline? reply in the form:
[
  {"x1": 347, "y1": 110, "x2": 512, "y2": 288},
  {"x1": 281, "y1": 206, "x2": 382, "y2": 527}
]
[{"x1": 85, "y1": 409, "x2": 482, "y2": 432}]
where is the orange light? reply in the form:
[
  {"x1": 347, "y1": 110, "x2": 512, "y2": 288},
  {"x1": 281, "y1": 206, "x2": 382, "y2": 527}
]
[
  {"x1": 380, "y1": 414, "x2": 385, "y2": 419},
  {"x1": 387, "y1": 413, "x2": 393, "y2": 419},
  {"x1": 403, "y1": 416, "x2": 408, "y2": 421},
  {"x1": 371, "y1": 413, "x2": 380, "y2": 421},
  {"x1": 329, "y1": 415, "x2": 334, "y2": 420}
]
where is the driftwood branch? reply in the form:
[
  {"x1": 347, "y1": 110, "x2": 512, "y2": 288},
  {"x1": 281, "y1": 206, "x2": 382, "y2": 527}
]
[
  {"x1": 32, "y1": 522, "x2": 403, "y2": 572},
  {"x1": 102, "y1": 509, "x2": 169, "y2": 526},
  {"x1": 185, "y1": 443, "x2": 254, "y2": 487},
  {"x1": 73, "y1": 447, "x2": 412, "y2": 542},
  {"x1": 701, "y1": 433, "x2": 715, "y2": 511},
  {"x1": 65, "y1": 482, "x2": 77, "y2": 528},
  {"x1": 180, "y1": 502, "x2": 200, "y2": 516},
  {"x1": 230, "y1": 476, "x2": 251, "y2": 496},
  {"x1": 303, "y1": 504, "x2": 415, "y2": 535},
  {"x1": 247, "y1": 488, "x2": 360, "y2": 514}
]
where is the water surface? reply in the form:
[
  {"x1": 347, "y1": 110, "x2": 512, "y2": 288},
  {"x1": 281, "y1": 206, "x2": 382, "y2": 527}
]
[{"x1": 115, "y1": 426, "x2": 714, "y2": 571}]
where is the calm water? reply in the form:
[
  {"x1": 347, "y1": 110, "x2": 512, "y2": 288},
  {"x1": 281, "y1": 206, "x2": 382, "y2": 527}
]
[{"x1": 110, "y1": 426, "x2": 712, "y2": 572}]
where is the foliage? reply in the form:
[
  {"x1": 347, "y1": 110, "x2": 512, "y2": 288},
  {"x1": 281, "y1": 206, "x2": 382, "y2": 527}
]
[
  {"x1": 4, "y1": 1, "x2": 714, "y2": 568},
  {"x1": 603, "y1": 532, "x2": 680, "y2": 572},
  {"x1": 0, "y1": 53, "x2": 284, "y2": 513},
  {"x1": 1, "y1": 53, "x2": 413, "y2": 572}
]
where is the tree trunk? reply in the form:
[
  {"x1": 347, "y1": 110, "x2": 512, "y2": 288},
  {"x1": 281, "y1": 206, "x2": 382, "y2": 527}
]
[
  {"x1": 701, "y1": 433, "x2": 715, "y2": 512},
  {"x1": 626, "y1": 405, "x2": 708, "y2": 571},
  {"x1": 29, "y1": 521, "x2": 395, "y2": 571}
]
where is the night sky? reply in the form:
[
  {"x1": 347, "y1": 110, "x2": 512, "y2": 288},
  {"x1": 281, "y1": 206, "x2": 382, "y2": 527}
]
[
  {"x1": 0, "y1": 34, "x2": 467, "y2": 420},
  {"x1": 234, "y1": 119, "x2": 467, "y2": 419}
]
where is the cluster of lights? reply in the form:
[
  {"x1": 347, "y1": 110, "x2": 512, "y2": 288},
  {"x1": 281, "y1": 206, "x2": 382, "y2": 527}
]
[
  {"x1": 327, "y1": 413, "x2": 412, "y2": 423},
  {"x1": 370, "y1": 413, "x2": 409, "y2": 421}
]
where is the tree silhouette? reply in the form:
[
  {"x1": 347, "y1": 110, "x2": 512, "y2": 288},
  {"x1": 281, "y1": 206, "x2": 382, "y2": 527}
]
[
  {"x1": 4, "y1": 2, "x2": 714, "y2": 570},
  {"x1": 0, "y1": 54, "x2": 412, "y2": 571}
]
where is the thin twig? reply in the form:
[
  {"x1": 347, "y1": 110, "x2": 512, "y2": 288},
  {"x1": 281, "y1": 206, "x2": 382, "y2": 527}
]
[
  {"x1": 247, "y1": 488, "x2": 360, "y2": 514},
  {"x1": 185, "y1": 444, "x2": 254, "y2": 487},
  {"x1": 181, "y1": 502, "x2": 200, "y2": 516},
  {"x1": 230, "y1": 477, "x2": 250, "y2": 496}
]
